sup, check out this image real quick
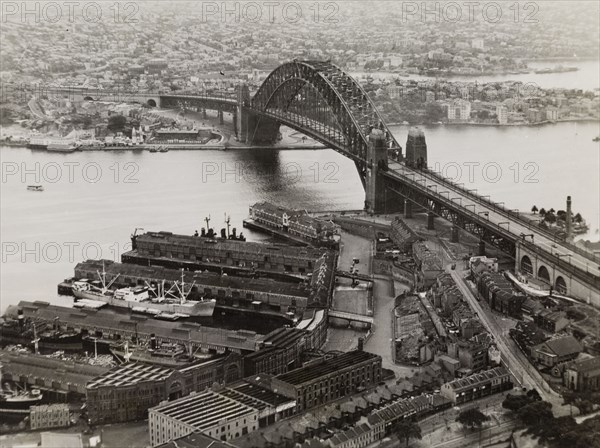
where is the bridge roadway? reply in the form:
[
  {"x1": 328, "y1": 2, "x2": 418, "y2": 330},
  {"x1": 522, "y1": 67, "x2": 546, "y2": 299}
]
[
  {"x1": 328, "y1": 310, "x2": 374, "y2": 324},
  {"x1": 386, "y1": 161, "x2": 600, "y2": 281}
]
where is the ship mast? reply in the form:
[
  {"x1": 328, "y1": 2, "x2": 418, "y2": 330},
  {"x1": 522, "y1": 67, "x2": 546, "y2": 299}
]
[
  {"x1": 204, "y1": 215, "x2": 211, "y2": 233},
  {"x1": 225, "y1": 213, "x2": 231, "y2": 238},
  {"x1": 96, "y1": 260, "x2": 120, "y2": 293},
  {"x1": 32, "y1": 323, "x2": 39, "y2": 355}
]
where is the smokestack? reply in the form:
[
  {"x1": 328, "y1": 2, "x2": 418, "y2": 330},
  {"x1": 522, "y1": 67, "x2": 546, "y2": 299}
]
[
  {"x1": 17, "y1": 309, "x2": 24, "y2": 331},
  {"x1": 358, "y1": 337, "x2": 364, "y2": 351},
  {"x1": 566, "y1": 196, "x2": 572, "y2": 239},
  {"x1": 150, "y1": 333, "x2": 157, "y2": 349}
]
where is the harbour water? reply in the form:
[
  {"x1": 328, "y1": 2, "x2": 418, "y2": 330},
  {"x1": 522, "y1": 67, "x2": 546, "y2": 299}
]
[
  {"x1": 352, "y1": 59, "x2": 600, "y2": 91},
  {"x1": 2, "y1": 121, "x2": 598, "y2": 312}
]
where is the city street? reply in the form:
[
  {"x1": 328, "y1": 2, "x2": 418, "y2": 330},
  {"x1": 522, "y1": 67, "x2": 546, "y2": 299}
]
[{"x1": 449, "y1": 268, "x2": 572, "y2": 416}]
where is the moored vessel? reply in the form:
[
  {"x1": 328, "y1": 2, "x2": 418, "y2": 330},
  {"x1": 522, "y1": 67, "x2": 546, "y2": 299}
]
[{"x1": 71, "y1": 263, "x2": 216, "y2": 317}]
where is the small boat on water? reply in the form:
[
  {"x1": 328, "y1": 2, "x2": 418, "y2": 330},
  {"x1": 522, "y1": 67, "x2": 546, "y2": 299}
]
[{"x1": 27, "y1": 185, "x2": 44, "y2": 192}]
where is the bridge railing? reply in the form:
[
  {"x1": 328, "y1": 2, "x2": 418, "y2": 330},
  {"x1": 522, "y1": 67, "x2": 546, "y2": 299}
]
[
  {"x1": 414, "y1": 165, "x2": 600, "y2": 264},
  {"x1": 389, "y1": 168, "x2": 600, "y2": 285}
]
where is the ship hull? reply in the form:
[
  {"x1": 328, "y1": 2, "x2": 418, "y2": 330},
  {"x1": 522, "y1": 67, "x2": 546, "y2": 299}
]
[{"x1": 73, "y1": 289, "x2": 216, "y2": 317}]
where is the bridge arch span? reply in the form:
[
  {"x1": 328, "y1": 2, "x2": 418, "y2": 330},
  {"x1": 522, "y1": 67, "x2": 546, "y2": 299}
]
[
  {"x1": 248, "y1": 61, "x2": 402, "y2": 175},
  {"x1": 521, "y1": 255, "x2": 533, "y2": 275},
  {"x1": 538, "y1": 265, "x2": 551, "y2": 283},
  {"x1": 555, "y1": 276, "x2": 568, "y2": 294},
  {"x1": 83, "y1": 96, "x2": 95, "y2": 101}
]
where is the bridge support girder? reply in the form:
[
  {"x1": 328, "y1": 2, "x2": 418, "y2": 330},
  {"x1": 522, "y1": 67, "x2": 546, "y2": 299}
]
[{"x1": 365, "y1": 129, "x2": 388, "y2": 214}]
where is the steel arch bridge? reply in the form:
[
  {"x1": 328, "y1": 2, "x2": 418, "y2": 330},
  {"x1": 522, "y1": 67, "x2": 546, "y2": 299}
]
[{"x1": 245, "y1": 60, "x2": 402, "y2": 181}]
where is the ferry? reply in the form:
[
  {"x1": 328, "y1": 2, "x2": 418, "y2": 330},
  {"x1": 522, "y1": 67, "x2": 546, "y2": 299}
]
[
  {"x1": 71, "y1": 264, "x2": 216, "y2": 317},
  {"x1": 27, "y1": 185, "x2": 44, "y2": 192}
]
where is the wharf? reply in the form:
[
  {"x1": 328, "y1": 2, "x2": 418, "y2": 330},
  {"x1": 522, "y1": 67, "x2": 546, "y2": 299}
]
[
  {"x1": 243, "y1": 218, "x2": 309, "y2": 246},
  {"x1": 6, "y1": 301, "x2": 264, "y2": 354},
  {"x1": 120, "y1": 250, "x2": 307, "y2": 283},
  {"x1": 0, "y1": 349, "x2": 110, "y2": 395}
]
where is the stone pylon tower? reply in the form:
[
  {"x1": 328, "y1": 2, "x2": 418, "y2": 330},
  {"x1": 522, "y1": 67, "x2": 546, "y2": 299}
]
[{"x1": 405, "y1": 127, "x2": 427, "y2": 169}]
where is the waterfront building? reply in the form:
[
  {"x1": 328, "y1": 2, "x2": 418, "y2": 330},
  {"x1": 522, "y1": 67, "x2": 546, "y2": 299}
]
[
  {"x1": 496, "y1": 105, "x2": 508, "y2": 124},
  {"x1": 440, "y1": 367, "x2": 512, "y2": 404},
  {"x1": 248, "y1": 202, "x2": 340, "y2": 245},
  {"x1": 126, "y1": 231, "x2": 332, "y2": 276},
  {"x1": 148, "y1": 381, "x2": 295, "y2": 446},
  {"x1": 30, "y1": 404, "x2": 70, "y2": 430},
  {"x1": 447, "y1": 99, "x2": 471, "y2": 121},
  {"x1": 73, "y1": 260, "x2": 312, "y2": 317},
  {"x1": 86, "y1": 353, "x2": 243, "y2": 424},
  {"x1": 8, "y1": 301, "x2": 261, "y2": 354},
  {"x1": 243, "y1": 328, "x2": 306, "y2": 376}
]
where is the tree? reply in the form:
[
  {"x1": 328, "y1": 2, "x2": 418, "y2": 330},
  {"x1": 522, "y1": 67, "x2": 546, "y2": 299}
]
[
  {"x1": 544, "y1": 212, "x2": 557, "y2": 224},
  {"x1": 517, "y1": 400, "x2": 553, "y2": 428},
  {"x1": 539, "y1": 208, "x2": 546, "y2": 217},
  {"x1": 107, "y1": 114, "x2": 127, "y2": 133},
  {"x1": 531, "y1": 205, "x2": 538, "y2": 214},
  {"x1": 392, "y1": 420, "x2": 422, "y2": 447},
  {"x1": 456, "y1": 408, "x2": 490, "y2": 429},
  {"x1": 549, "y1": 208, "x2": 556, "y2": 214},
  {"x1": 503, "y1": 393, "x2": 535, "y2": 411},
  {"x1": 574, "y1": 213, "x2": 583, "y2": 223}
]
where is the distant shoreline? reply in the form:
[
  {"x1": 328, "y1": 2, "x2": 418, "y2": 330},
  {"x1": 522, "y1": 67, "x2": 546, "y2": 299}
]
[{"x1": 387, "y1": 118, "x2": 600, "y2": 128}]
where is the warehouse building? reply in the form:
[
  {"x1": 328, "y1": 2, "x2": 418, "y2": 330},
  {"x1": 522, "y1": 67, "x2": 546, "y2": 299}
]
[
  {"x1": 440, "y1": 367, "x2": 512, "y2": 404},
  {"x1": 86, "y1": 353, "x2": 243, "y2": 424},
  {"x1": 274, "y1": 350, "x2": 382, "y2": 413}
]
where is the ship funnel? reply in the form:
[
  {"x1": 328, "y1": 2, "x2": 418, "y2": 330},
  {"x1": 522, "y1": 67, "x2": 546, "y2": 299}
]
[
  {"x1": 221, "y1": 228, "x2": 227, "y2": 239},
  {"x1": 201, "y1": 228, "x2": 206, "y2": 237},
  {"x1": 232, "y1": 228, "x2": 237, "y2": 238}
]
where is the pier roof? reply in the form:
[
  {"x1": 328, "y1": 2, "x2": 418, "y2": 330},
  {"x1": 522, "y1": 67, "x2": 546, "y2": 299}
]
[
  {"x1": 74, "y1": 260, "x2": 311, "y2": 298},
  {"x1": 7, "y1": 302, "x2": 263, "y2": 352}
]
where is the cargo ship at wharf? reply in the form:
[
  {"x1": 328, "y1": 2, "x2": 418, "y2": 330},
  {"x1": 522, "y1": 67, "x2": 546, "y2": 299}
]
[
  {"x1": 60, "y1": 259, "x2": 316, "y2": 322},
  {"x1": 0, "y1": 309, "x2": 82, "y2": 352},
  {"x1": 69, "y1": 263, "x2": 216, "y2": 318}
]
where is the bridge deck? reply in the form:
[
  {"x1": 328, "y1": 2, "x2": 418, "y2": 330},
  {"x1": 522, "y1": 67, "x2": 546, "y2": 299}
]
[{"x1": 386, "y1": 161, "x2": 600, "y2": 280}]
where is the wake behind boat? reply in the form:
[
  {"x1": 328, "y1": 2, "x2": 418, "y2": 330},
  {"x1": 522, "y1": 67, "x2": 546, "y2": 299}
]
[{"x1": 71, "y1": 263, "x2": 215, "y2": 317}]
